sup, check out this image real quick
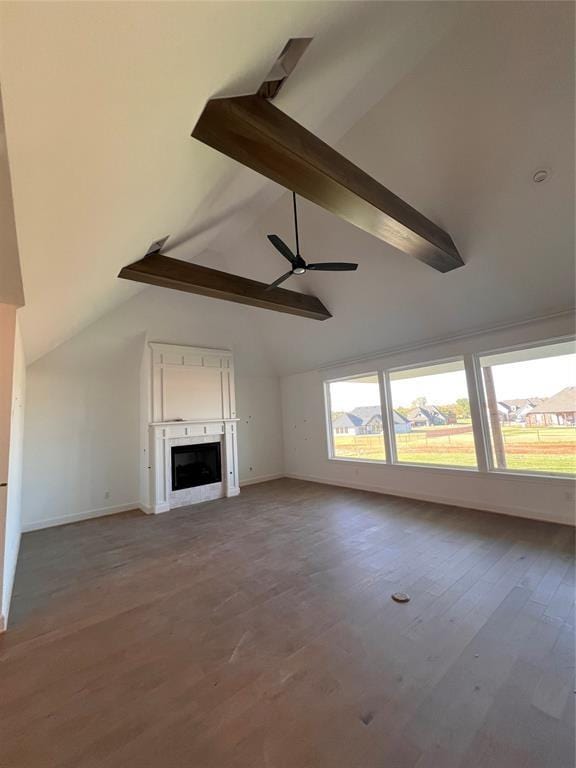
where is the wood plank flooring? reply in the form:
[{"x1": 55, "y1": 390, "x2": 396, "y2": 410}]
[{"x1": 1, "y1": 479, "x2": 574, "y2": 767}]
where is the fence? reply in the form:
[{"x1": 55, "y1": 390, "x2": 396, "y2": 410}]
[
  {"x1": 500, "y1": 427, "x2": 576, "y2": 444},
  {"x1": 334, "y1": 426, "x2": 576, "y2": 453}
]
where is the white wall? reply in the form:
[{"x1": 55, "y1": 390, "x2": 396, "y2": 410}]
[
  {"x1": 0, "y1": 303, "x2": 16, "y2": 629},
  {"x1": 236, "y1": 374, "x2": 283, "y2": 485},
  {"x1": 20, "y1": 290, "x2": 575, "y2": 534},
  {"x1": 22, "y1": 288, "x2": 283, "y2": 531},
  {"x1": 282, "y1": 312, "x2": 576, "y2": 526},
  {"x1": 3, "y1": 319, "x2": 25, "y2": 621}
]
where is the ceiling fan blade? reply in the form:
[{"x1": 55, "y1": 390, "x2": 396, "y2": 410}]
[
  {"x1": 306, "y1": 262, "x2": 358, "y2": 271},
  {"x1": 265, "y1": 270, "x2": 294, "y2": 291},
  {"x1": 267, "y1": 234, "x2": 298, "y2": 266}
]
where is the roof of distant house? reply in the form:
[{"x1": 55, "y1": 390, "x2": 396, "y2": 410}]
[
  {"x1": 393, "y1": 410, "x2": 409, "y2": 425},
  {"x1": 351, "y1": 405, "x2": 409, "y2": 425},
  {"x1": 526, "y1": 387, "x2": 576, "y2": 414},
  {"x1": 332, "y1": 412, "x2": 363, "y2": 429},
  {"x1": 332, "y1": 405, "x2": 408, "y2": 427},
  {"x1": 500, "y1": 397, "x2": 543, "y2": 409},
  {"x1": 406, "y1": 405, "x2": 446, "y2": 422},
  {"x1": 350, "y1": 405, "x2": 381, "y2": 421}
]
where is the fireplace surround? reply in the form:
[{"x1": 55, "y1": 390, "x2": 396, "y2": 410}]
[{"x1": 142, "y1": 343, "x2": 239, "y2": 514}]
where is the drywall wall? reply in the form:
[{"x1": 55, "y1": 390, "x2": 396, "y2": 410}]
[
  {"x1": 0, "y1": 303, "x2": 16, "y2": 628},
  {"x1": 3, "y1": 318, "x2": 25, "y2": 623},
  {"x1": 22, "y1": 287, "x2": 283, "y2": 531},
  {"x1": 282, "y1": 312, "x2": 576, "y2": 526}
]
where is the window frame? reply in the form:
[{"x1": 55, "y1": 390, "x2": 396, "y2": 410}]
[
  {"x1": 322, "y1": 335, "x2": 575, "y2": 482},
  {"x1": 385, "y1": 355, "x2": 481, "y2": 472},
  {"x1": 473, "y1": 336, "x2": 576, "y2": 480},
  {"x1": 324, "y1": 372, "x2": 388, "y2": 464}
]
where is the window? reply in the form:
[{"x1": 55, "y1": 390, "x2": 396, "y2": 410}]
[
  {"x1": 327, "y1": 374, "x2": 386, "y2": 461},
  {"x1": 479, "y1": 340, "x2": 576, "y2": 476},
  {"x1": 322, "y1": 336, "x2": 576, "y2": 480},
  {"x1": 388, "y1": 359, "x2": 477, "y2": 468}
]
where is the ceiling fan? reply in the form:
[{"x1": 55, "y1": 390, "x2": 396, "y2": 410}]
[{"x1": 266, "y1": 192, "x2": 358, "y2": 290}]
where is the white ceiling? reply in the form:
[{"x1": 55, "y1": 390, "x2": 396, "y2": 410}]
[{"x1": 0, "y1": 2, "x2": 573, "y2": 373}]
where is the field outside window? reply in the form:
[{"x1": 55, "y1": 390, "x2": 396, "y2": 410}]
[
  {"x1": 389, "y1": 360, "x2": 477, "y2": 468},
  {"x1": 479, "y1": 341, "x2": 576, "y2": 476},
  {"x1": 327, "y1": 374, "x2": 386, "y2": 461}
]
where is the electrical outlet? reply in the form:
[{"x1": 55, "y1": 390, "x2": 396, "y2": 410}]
[{"x1": 104, "y1": 491, "x2": 110, "y2": 500}]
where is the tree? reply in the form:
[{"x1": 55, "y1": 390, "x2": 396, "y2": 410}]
[
  {"x1": 437, "y1": 405, "x2": 457, "y2": 423},
  {"x1": 455, "y1": 398, "x2": 471, "y2": 420},
  {"x1": 412, "y1": 396, "x2": 427, "y2": 408}
]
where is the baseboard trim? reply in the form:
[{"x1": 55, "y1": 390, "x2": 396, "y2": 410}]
[
  {"x1": 22, "y1": 503, "x2": 141, "y2": 532},
  {"x1": 240, "y1": 473, "x2": 285, "y2": 487},
  {"x1": 20, "y1": 475, "x2": 571, "y2": 532},
  {"x1": 285, "y1": 473, "x2": 574, "y2": 527}
]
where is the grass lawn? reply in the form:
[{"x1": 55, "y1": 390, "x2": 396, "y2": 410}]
[{"x1": 333, "y1": 425, "x2": 576, "y2": 475}]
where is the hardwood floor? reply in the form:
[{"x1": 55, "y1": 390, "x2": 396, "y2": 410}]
[{"x1": 1, "y1": 479, "x2": 574, "y2": 767}]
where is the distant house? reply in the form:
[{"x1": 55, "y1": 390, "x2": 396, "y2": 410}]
[
  {"x1": 525, "y1": 387, "x2": 576, "y2": 426},
  {"x1": 498, "y1": 397, "x2": 543, "y2": 423},
  {"x1": 406, "y1": 405, "x2": 447, "y2": 428},
  {"x1": 349, "y1": 406, "x2": 411, "y2": 434},
  {"x1": 496, "y1": 402, "x2": 513, "y2": 423},
  {"x1": 391, "y1": 410, "x2": 412, "y2": 434},
  {"x1": 332, "y1": 412, "x2": 363, "y2": 435},
  {"x1": 332, "y1": 406, "x2": 411, "y2": 435},
  {"x1": 348, "y1": 405, "x2": 385, "y2": 434}
]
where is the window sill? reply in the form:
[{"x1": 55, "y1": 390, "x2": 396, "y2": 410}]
[
  {"x1": 485, "y1": 467, "x2": 576, "y2": 484},
  {"x1": 328, "y1": 456, "x2": 478, "y2": 476},
  {"x1": 327, "y1": 456, "x2": 575, "y2": 484},
  {"x1": 330, "y1": 456, "x2": 387, "y2": 466}
]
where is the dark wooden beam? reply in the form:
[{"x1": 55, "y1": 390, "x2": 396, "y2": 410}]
[
  {"x1": 192, "y1": 96, "x2": 464, "y2": 273},
  {"x1": 256, "y1": 38, "x2": 312, "y2": 100},
  {"x1": 118, "y1": 253, "x2": 331, "y2": 321}
]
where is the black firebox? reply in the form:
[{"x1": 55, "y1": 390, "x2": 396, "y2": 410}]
[{"x1": 171, "y1": 442, "x2": 222, "y2": 491}]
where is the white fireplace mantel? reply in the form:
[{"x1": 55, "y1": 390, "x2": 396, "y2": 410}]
[
  {"x1": 149, "y1": 418, "x2": 239, "y2": 426},
  {"x1": 140, "y1": 343, "x2": 240, "y2": 514},
  {"x1": 149, "y1": 418, "x2": 239, "y2": 514}
]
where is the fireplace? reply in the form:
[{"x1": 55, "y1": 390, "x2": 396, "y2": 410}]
[
  {"x1": 171, "y1": 442, "x2": 222, "y2": 491},
  {"x1": 145, "y1": 343, "x2": 239, "y2": 514}
]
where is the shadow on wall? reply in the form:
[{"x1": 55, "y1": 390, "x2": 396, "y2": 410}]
[{"x1": 22, "y1": 331, "x2": 143, "y2": 529}]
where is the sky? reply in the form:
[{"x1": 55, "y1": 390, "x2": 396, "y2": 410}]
[
  {"x1": 329, "y1": 354, "x2": 576, "y2": 411},
  {"x1": 490, "y1": 355, "x2": 575, "y2": 400}
]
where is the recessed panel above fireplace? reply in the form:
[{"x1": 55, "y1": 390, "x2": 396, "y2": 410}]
[
  {"x1": 171, "y1": 442, "x2": 222, "y2": 491},
  {"x1": 149, "y1": 343, "x2": 236, "y2": 424}
]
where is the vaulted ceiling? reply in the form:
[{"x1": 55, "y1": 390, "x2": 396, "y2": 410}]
[{"x1": 0, "y1": 1, "x2": 573, "y2": 374}]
